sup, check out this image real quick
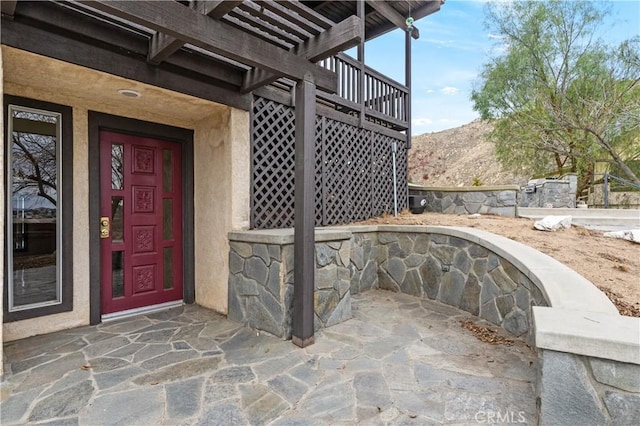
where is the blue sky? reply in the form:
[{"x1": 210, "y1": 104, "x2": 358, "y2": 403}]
[{"x1": 357, "y1": 0, "x2": 640, "y2": 136}]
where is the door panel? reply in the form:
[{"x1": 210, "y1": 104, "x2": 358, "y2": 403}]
[{"x1": 100, "y1": 131, "x2": 183, "y2": 314}]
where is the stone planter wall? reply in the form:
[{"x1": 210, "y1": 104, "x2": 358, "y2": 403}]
[
  {"x1": 228, "y1": 230, "x2": 352, "y2": 339},
  {"x1": 228, "y1": 225, "x2": 637, "y2": 424},
  {"x1": 348, "y1": 230, "x2": 547, "y2": 343},
  {"x1": 520, "y1": 174, "x2": 578, "y2": 208},
  {"x1": 409, "y1": 185, "x2": 519, "y2": 217}
]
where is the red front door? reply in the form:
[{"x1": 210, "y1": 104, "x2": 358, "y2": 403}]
[{"x1": 100, "y1": 131, "x2": 183, "y2": 315}]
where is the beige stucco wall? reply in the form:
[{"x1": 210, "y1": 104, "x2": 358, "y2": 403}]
[
  {"x1": 194, "y1": 109, "x2": 250, "y2": 313},
  {"x1": 1, "y1": 46, "x2": 250, "y2": 342}
]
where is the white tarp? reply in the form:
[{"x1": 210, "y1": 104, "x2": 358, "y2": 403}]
[
  {"x1": 604, "y1": 229, "x2": 640, "y2": 244},
  {"x1": 533, "y1": 216, "x2": 572, "y2": 231}
]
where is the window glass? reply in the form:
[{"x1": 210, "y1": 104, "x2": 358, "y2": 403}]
[{"x1": 8, "y1": 105, "x2": 62, "y2": 311}]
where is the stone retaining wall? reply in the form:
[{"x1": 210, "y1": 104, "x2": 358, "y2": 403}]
[
  {"x1": 228, "y1": 230, "x2": 352, "y2": 339},
  {"x1": 520, "y1": 174, "x2": 578, "y2": 208},
  {"x1": 409, "y1": 185, "x2": 519, "y2": 217},
  {"x1": 228, "y1": 225, "x2": 638, "y2": 424},
  {"x1": 365, "y1": 231, "x2": 547, "y2": 342}
]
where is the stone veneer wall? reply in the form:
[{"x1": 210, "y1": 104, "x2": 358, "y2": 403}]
[
  {"x1": 228, "y1": 231, "x2": 352, "y2": 339},
  {"x1": 409, "y1": 185, "x2": 519, "y2": 217},
  {"x1": 228, "y1": 226, "x2": 638, "y2": 424},
  {"x1": 520, "y1": 174, "x2": 578, "y2": 208},
  {"x1": 537, "y1": 350, "x2": 640, "y2": 425},
  {"x1": 344, "y1": 230, "x2": 547, "y2": 344}
]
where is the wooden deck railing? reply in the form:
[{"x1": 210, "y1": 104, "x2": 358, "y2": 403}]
[{"x1": 317, "y1": 53, "x2": 409, "y2": 130}]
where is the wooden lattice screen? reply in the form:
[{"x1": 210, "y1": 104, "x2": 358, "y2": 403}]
[{"x1": 251, "y1": 96, "x2": 408, "y2": 229}]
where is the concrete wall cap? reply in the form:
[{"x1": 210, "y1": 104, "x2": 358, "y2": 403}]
[
  {"x1": 229, "y1": 228, "x2": 352, "y2": 244},
  {"x1": 534, "y1": 307, "x2": 640, "y2": 364},
  {"x1": 408, "y1": 184, "x2": 521, "y2": 192}
]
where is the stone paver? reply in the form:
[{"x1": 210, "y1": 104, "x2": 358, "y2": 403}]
[{"x1": 1, "y1": 290, "x2": 537, "y2": 425}]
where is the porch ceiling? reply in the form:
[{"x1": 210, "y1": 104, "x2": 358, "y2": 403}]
[{"x1": 1, "y1": 1, "x2": 442, "y2": 98}]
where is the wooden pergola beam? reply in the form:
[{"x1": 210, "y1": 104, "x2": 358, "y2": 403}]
[
  {"x1": 241, "y1": 15, "x2": 362, "y2": 93},
  {"x1": 365, "y1": 0, "x2": 420, "y2": 39},
  {"x1": 148, "y1": 0, "x2": 243, "y2": 64},
  {"x1": 84, "y1": 1, "x2": 337, "y2": 92}
]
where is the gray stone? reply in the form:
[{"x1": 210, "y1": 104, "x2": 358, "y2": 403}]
[
  {"x1": 85, "y1": 356, "x2": 129, "y2": 373},
  {"x1": 603, "y1": 391, "x2": 640, "y2": 425},
  {"x1": 386, "y1": 257, "x2": 407, "y2": 284},
  {"x1": 94, "y1": 366, "x2": 146, "y2": 390},
  {"x1": 266, "y1": 262, "x2": 282, "y2": 298},
  {"x1": 499, "y1": 258, "x2": 520, "y2": 283},
  {"x1": 354, "y1": 372, "x2": 392, "y2": 410},
  {"x1": 268, "y1": 375, "x2": 309, "y2": 405},
  {"x1": 430, "y1": 244, "x2": 456, "y2": 264},
  {"x1": 213, "y1": 366, "x2": 256, "y2": 383},
  {"x1": 268, "y1": 244, "x2": 281, "y2": 262},
  {"x1": 538, "y1": 351, "x2": 606, "y2": 426},
  {"x1": 135, "y1": 328, "x2": 176, "y2": 343},
  {"x1": 463, "y1": 192, "x2": 487, "y2": 203},
  {"x1": 254, "y1": 244, "x2": 271, "y2": 266},
  {"x1": 495, "y1": 294, "x2": 515, "y2": 317},
  {"x1": 172, "y1": 324, "x2": 205, "y2": 341},
  {"x1": 414, "y1": 234, "x2": 430, "y2": 254},
  {"x1": 139, "y1": 350, "x2": 198, "y2": 371},
  {"x1": 316, "y1": 264, "x2": 338, "y2": 290},
  {"x1": 0, "y1": 388, "x2": 42, "y2": 423},
  {"x1": 227, "y1": 283, "x2": 245, "y2": 322},
  {"x1": 338, "y1": 242, "x2": 350, "y2": 267},
  {"x1": 10, "y1": 354, "x2": 59, "y2": 374},
  {"x1": 400, "y1": 269, "x2": 423, "y2": 297},
  {"x1": 497, "y1": 191, "x2": 516, "y2": 206},
  {"x1": 352, "y1": 245, "x2": 365, "y2": 270},
  {"x1": 490, "y1": 267, "x2": 517, "y2": 293},
  {"x1": 449, "y1": 237, "x2": 469, "y2": 249},
  {"x1": 419, "y1": 256, "x2": 441, "y2": 300},
  {"x1": 337, "y1": 265, "x2": 350, "y2": 280},
  {"x1": 33, "y1": 418, "x2": 79, "y2": 426},
  {"x1": 166, "y1": 377, "x2": 204, "y2": 418},
  {"x1": 460, "y1": 274, "x2": 480, "y2": 316},
  {"x1": 480, "y1": 299, "x2": 502, "y2": 326},
  {"x1": 229, "y1": 251, "x2": 244, "y2": 274},
  {"x1": 29, "y1": 381, "x2": 94, "y2": 421},
  {"x1": 173, "y1": 341, "x2": 192, "y2": 350},
  {"x1": 196, "y1": 403, "x2": 248, "y2": 426},
  {"x1": 335, "y1": 279, "x2": 351, "y2": 298},
  {"x1": 247, "y1": 294, "x2": 283, "y2": 338},
  {"x1": 15, "y1": 352, "x2": 86, "y2": 392},
  {"x1": 316, "y1": 244, "x2": 336, "y2": 267},
  {"x1": 515, "y1": 286, "x2": 531, "y2": 311},
  {"x1": 454, "y1": 250, "x2": 472, "y2": 274},
  {"x1": 472, "y1": 258, "x2": 487, "y2": 277},
  {"x1": 132, "y1": 343, "x2": 172, "y2": 363},
  {"x1": 240, "y1": 383, "x2": 290, "y2": 425},
  {"x1": 315, "y1": 289, "x2": 340, "y2": 322},
  {"x1": 135, "y1": 357, "x2": 222, "y2": 386},
  {"x1": 404, "y1": 253, "x2": 425, "y2": 268},
  {"x1": 378, "y1": 269, "x2": 400, "y2": 292},
  {"x1": 502, "y1": 309, "x2": 529, "y2": 336},
  {"x1": 80, "y1": 387, "x2": 165, "y2": 425},
  {"x1": 231, "y1": 242, "x2": 253, "y2": 258},
  {"x1": 590, "y1": 358, "x2": 640, "y2": 392},
  {"x1": 378, "y1": 232, "x2": 398, "y2": 244},
  {"x1": 246, "y1": 256, "x2": 269, "y2": 285},
  {"x1": 466, "y1": 202, "x2": 482, "y2": 213},
  {"x1": 326, "y1": 292, "x2": 352, "y2": 327},
  {"x1": 469, "y1": 244, "x2": 490, "y2": 259},
  {"x1": 327, "y1": 241, "x2": 342, "y2": 249},
  {"x1": 237, "y1": 276, "x2": 259, "y2": 296},
  {"x1": 438, "y1": 270, "x2": 465, "y2": 307},
  {"x1": 283, "y1": 245, "x2": 294, "y2": 274},
  {"x1": 361, "y1": 261, "x2": 378, "y2": 292},
  {"x1": 388, "y1": 242, "x2": 407, "y2": 258},
  {"x1": 487, "y1": 254, "x2": 500, "y2": 271},
  {"x1": 398, "y1": 234, "x2": 414, "y2": 255}
]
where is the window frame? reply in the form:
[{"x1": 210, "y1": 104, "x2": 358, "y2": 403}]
[{"x1": 3, "y1": 95, "x2": 73, "y2": 322}]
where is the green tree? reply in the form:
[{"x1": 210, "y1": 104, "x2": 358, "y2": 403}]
[{"x1": 472, "y1": 0, "x2": 640, "y2": 188}]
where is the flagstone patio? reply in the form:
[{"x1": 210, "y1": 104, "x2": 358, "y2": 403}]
[{"x1": 1, "y1": 290, "x2": 537, "y2": 425}]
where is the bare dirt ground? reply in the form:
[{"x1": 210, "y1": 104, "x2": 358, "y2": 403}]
[{"x1": 361, "y1": 212, "x2": 640, "y2": 317}]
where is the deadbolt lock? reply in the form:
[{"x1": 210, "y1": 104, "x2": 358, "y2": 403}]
[{"x1": 100, "y1": 217, "x2": 110, "y2": 238}]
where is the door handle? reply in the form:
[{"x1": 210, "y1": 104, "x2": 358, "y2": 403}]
[{"x1": 100, "y1": 217, "x2": 110, "y2": 239}]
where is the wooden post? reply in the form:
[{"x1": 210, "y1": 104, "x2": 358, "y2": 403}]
[
  {"x1": 405, "y1": 28, "x2": 412, "y2": 149},
  {"x1": 357, "y1": 0, "x2": 366, "y2": 128},
  {"x1": 292, "y1": 73, "x2": 316, "y2": 348}
]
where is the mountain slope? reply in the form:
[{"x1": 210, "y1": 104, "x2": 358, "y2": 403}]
[{"x1": 408, "y1": 120, "x2": 529, "y2": 187}]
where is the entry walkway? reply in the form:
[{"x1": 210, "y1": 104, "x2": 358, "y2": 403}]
[{"x1": 1, "y1": 291, "x2": 537, "y2": 425}]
